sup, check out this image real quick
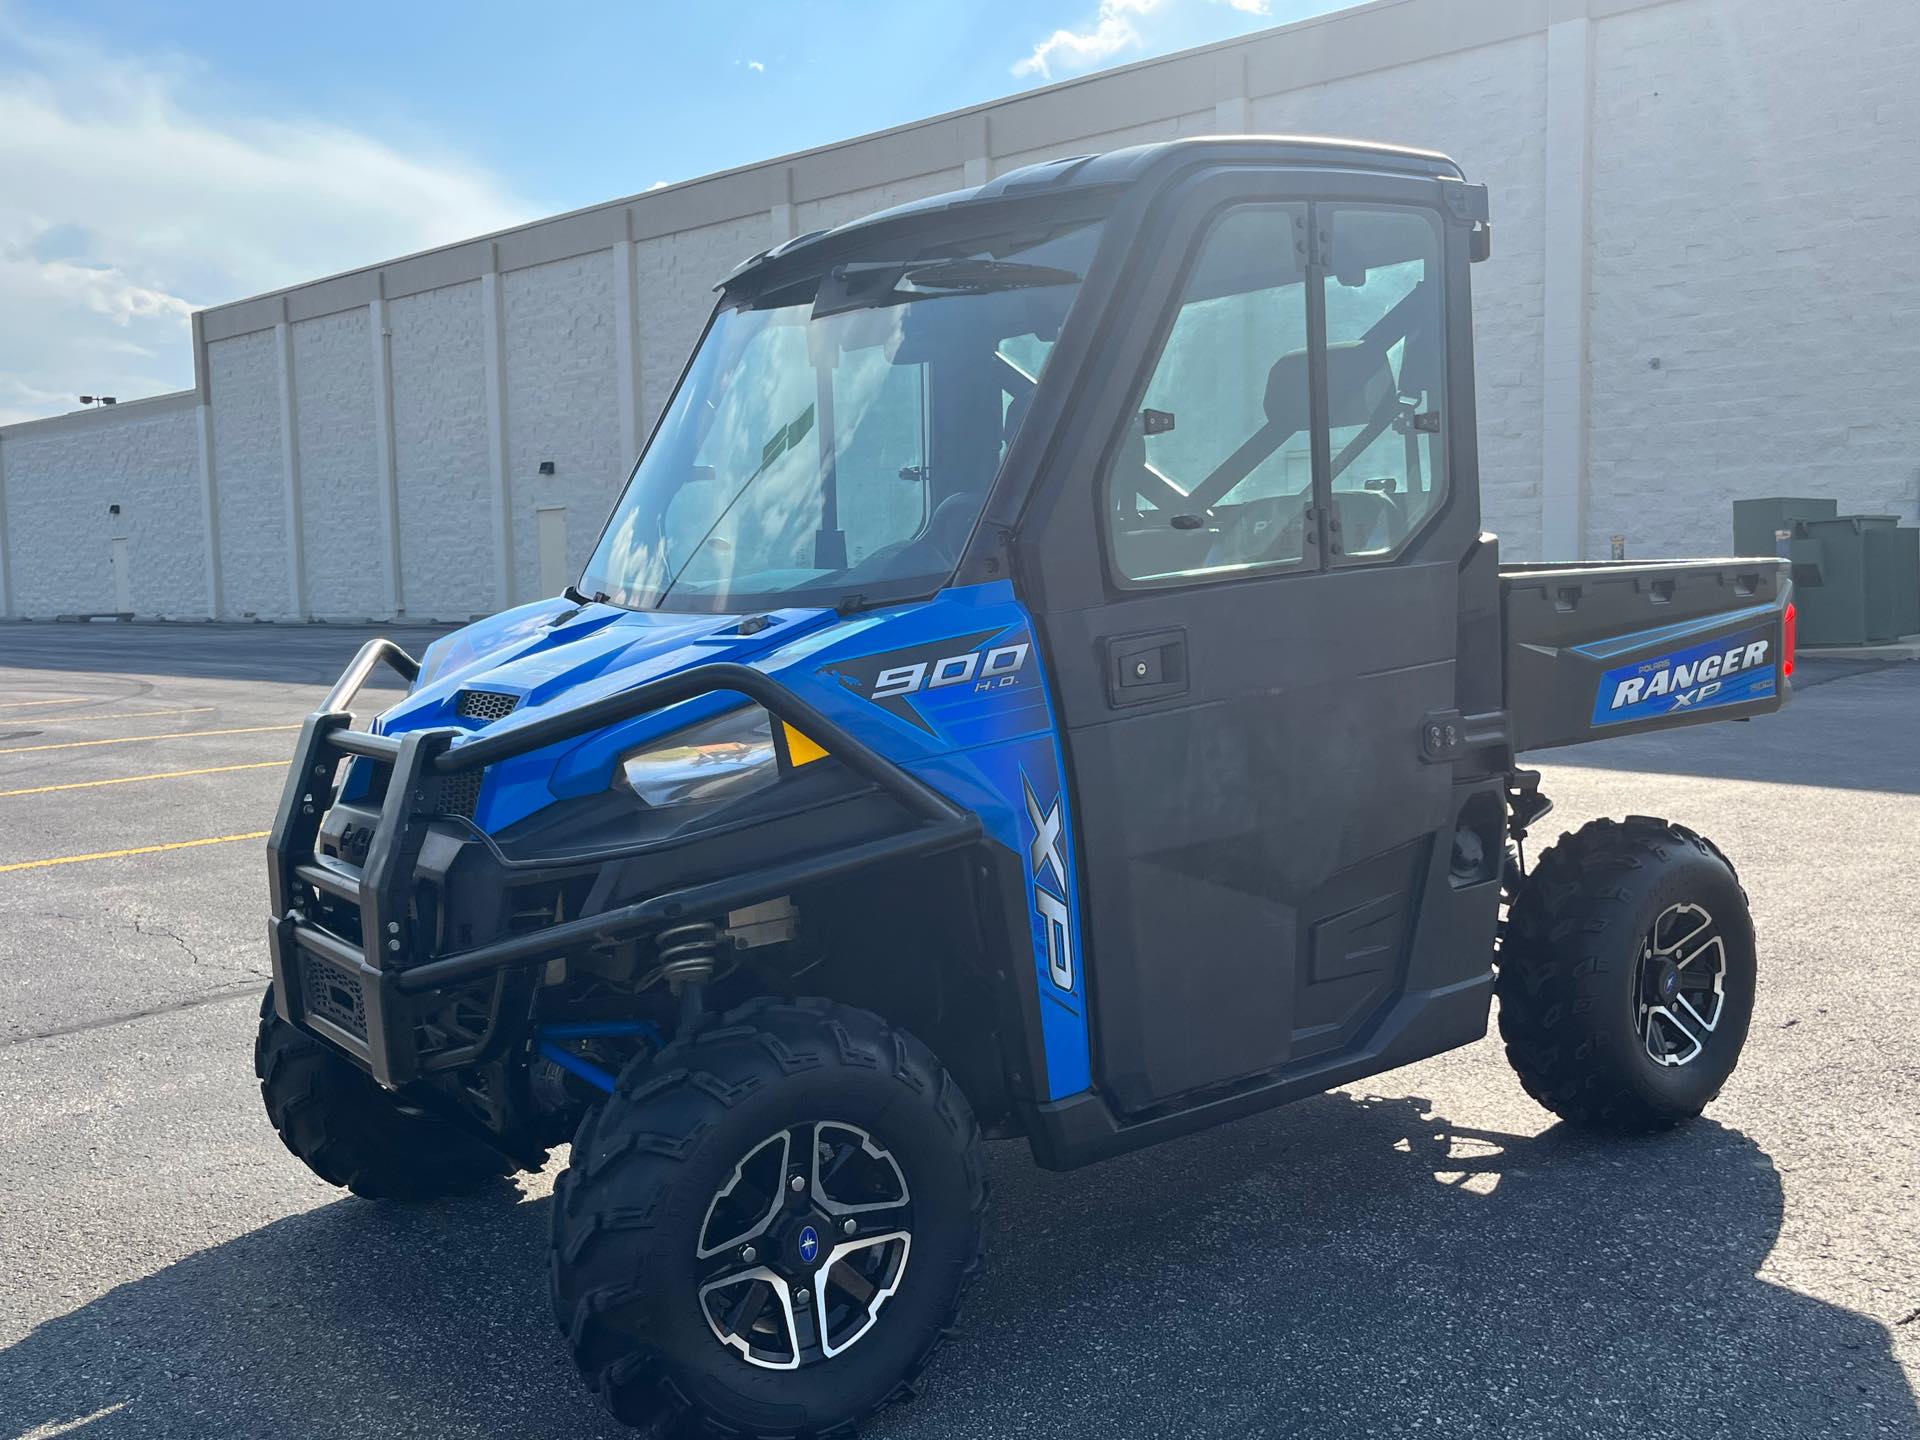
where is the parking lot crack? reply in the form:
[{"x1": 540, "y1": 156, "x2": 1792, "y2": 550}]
[{"x1": 132, "y1": 916, "x2": 202, "y2": 967}]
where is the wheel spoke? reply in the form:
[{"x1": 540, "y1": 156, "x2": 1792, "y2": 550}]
[
  {"x1": 1655, "y1": 905, "x2": 1713, "y2": 958},
  {"x1": 830, "y1": 1257, "x2": 878, "y2": 1306},
  {"x1": 698, "y1": 1266, "x2": 802, "y2": 1371},
  {"x1": 811, "y1": 1122, "x2": 910, "y2": 1217},
  {"x1": 1653, "y1": 1004, "x2": 1704, "y2": 1062},
  {"x1": 727, "y1": 1277, "x2": 771, "y2": 1337},
  {"x1": 696, "y1": 1130, "x2": 790, "y2": 1259},
  {"x1": 813, "y1": 1231, "x2": 912, "y2": 1359},
  {"x1": 1677, "y1": 933, "x2": 1724, "y2": 973},
  {"x1": 1675, "y1": 991, "x2": 1718, "y2": 1035}
]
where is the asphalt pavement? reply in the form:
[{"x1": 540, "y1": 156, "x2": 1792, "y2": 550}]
[{"x1": 0, "y1": 623, "x2": 1914, "y2": 1440}]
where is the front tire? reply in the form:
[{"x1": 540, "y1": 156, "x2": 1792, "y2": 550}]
[
  {"x1": 1497, "y1": 816, "x2": 1757, "y2": 1132},
  {"x1": 550, "y1": 997, "x2": 986, "y2": 1438},
  {"x1": 254, "y1": 990, "x2": 520, "y2": 1199}
]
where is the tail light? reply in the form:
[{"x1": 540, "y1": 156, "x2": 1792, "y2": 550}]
[{"x1": 1782, "y1": 602, "x2": 1796, "y2": 679}]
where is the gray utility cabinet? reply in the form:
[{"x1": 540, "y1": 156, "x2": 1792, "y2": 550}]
[{"x1": 1732, "y1": 497, "x2": 1919, "y2": 646}]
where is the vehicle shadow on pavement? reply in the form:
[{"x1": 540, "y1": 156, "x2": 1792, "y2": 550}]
[{"x1": 1, "y1": 1092, "x2": 1911, "y2": 1440}]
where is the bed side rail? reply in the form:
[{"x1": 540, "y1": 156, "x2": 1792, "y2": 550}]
[{"x1": 1501, "y1": 557, "x2": 1793, "y2": 752}]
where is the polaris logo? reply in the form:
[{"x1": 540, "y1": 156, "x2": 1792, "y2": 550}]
[
  {"x1": 1022, "y1": 776, "x2": 1074, "y2": 992},
  {"x1": 1608, "y1": 638, "x2": 1770, "y2": 712},
  {"x1": 872, "y1": 643, "x2": 1029, "y2": 700}
]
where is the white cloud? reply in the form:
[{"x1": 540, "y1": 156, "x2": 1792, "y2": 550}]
[
  {"x1": 0, "y1": 17, "x2": 531, "y2": 424},
  {"x1": 1012, "y1": 0, "x2": 1277, "y2": 80},
  {"x1": 747, "y1": 59, "x2": 766, "y2": 73},
  {"x1": 1014, "y1": 0, "x2": 1164, "y2": 79}
]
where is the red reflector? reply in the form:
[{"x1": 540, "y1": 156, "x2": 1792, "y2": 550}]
[{"x1": 1783, "y1": 602, "x2": 1796, "y2": 678}]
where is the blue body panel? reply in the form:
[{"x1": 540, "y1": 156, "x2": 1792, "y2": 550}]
[{"x1": 371, "y1": 581, "x2": 1092, "y2": 1101}]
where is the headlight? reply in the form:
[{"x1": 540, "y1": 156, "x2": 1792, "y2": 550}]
[{"x1": 613, "y1": 705, "x2": 782, "y2": 808}]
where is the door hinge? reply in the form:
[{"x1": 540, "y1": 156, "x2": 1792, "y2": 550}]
[{"x1": 1420, "y1": 707, "x2": 1509, "y2": 763}]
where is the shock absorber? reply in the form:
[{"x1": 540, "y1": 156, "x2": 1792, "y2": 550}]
[{"x1": 655, "y1": 920, "x2": 721, "y2": 1035}]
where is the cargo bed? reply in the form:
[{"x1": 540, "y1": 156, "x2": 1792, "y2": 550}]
[{"x1": 1501, "y1": 557, "x2": 1793, "y2": 753}]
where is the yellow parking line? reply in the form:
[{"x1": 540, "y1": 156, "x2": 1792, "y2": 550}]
[
  {"x1": 0, "y1": 830, "x2": 270, "y2": 874},
  {"x1": 18, "y1": 706, "x2": 215, "y2": 725},
  {"x1": 0, "y1": 724, "x2": 298, "y2": 756},
  {"x1": 0, "y1": 760, "x2": 285, "y2": 798},
  {"x1": 0, "y1": 696, "x2": 92, "y2": 711}
]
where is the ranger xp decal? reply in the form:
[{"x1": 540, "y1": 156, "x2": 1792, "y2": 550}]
[{"x1": 1591, "y1": 623, "x2": 1776, "y2": 727}]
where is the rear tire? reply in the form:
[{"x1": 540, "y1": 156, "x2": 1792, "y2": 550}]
[
  {"x1": 1497, "y1": 816, "x2": 1757, "y2": 1132},
  {"x1": 549, "y1": 996, "x2": 986, "y2": 1438},
  {"x1": 254, "y1": 989, "x2": 520, "y2": 1200}
]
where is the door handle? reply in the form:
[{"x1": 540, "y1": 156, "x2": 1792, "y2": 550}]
[{"x1": 1106, "y1": 628, "x2": 1188, "y2": 708}]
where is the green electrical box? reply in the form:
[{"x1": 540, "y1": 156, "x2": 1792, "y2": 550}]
[
  {"x1": 1866, "y1": 523, "x2": 1920, "y2": 638},
  {"x1": 1732, "y1": 496, "x2": 1837, "y2": 558},
  {"x1": 1734, "y1": 498, "x2": 1920, "y2": 645},
  {"x1": 1799, "y1": 515, "x2": 1898, "y2": 646}
]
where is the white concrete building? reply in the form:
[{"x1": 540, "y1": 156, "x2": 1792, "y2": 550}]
[{"x1": 2, "y1": 0, "x2": 1916, "y2": 622}]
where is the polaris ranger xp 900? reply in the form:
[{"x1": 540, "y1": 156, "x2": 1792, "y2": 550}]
[{"x1": 258, "y1": 137, "x2": 1793, "y2": 1436}]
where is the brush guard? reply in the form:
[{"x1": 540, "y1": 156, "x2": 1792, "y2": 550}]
[{"x1": 266, "y1": 639, "x2": 980, "y2": 1090}]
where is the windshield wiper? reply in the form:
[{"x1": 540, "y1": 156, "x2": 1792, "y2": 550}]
[{"x1": 652, "y1": 404, "x2": 820, "y2": 609}]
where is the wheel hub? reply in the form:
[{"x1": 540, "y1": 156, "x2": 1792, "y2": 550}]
[
  {"x1": 694, "y1": 1121, "x2": 913, "y2": 1370},
  {"x1": 1633, "y1": 901, "x2": 1727, "y2": 1068}
]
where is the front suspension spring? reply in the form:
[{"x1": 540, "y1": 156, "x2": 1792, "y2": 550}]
[{"x1": 654, "y1": 921, "x2": 722, "y2": 990}]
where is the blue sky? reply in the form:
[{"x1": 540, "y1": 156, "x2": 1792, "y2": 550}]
[{"x1": 0, "y1": 0, "x2": 1342, "y2": 423}]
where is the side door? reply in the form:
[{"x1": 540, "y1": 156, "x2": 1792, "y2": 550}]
[{"x1": 1022, "y1": 170, "x2": 1498, "y2": 1114}]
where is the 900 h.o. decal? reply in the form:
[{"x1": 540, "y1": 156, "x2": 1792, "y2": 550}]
[
  {"x1": 821, "y1": 628, "x2": 1032, "y2": 736},
  {"x1": 874, "y1": 642, "x2": 1029, "y2": 699}
]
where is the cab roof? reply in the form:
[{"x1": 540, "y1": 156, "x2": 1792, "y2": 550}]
[{"x1": 723, "y1": 134, "x2": 1464, "y2": 290}]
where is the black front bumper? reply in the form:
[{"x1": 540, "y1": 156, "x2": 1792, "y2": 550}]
[{"x1": 267, "y1": 640, "x2": 980, "y2": 1090}]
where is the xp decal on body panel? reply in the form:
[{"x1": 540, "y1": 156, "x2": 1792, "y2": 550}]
[
  {"x1": 1589, "y1": 622, "x2": 1776, "y2": 727},
  {"x1": 805, "y1": 584, "x2": 1090, "y2": 1098}
]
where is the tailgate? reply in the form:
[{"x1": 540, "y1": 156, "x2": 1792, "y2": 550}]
[{"x1": 1502, "y1": 558, "x2": 1792, "y2": 753}]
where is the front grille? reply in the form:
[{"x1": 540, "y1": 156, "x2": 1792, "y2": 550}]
[
  {"x1": 302, "y1": 953, "x2": 368, "y2": 1039},
  {"x1": 458, "y1": 689, "x2": 520, "y2": 722},
  {"x1": 435, "y1": 769, "x2": 484, "y2": 820}
]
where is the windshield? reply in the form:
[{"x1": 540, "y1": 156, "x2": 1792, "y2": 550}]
[{"x1": 580, "y1": 216, "x2": 1105, "y2": 612}]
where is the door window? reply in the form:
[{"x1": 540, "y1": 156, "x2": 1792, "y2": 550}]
[
  {"x1": 1100, "y1": 200, "x2": 1448, "y2": 586},
  {"x1": 1322, "y1": 206, "x2": 1447, "y2": 563},
  {"x1": 1102, "y1": 205, "x2": 1313, "y2": 584}
]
